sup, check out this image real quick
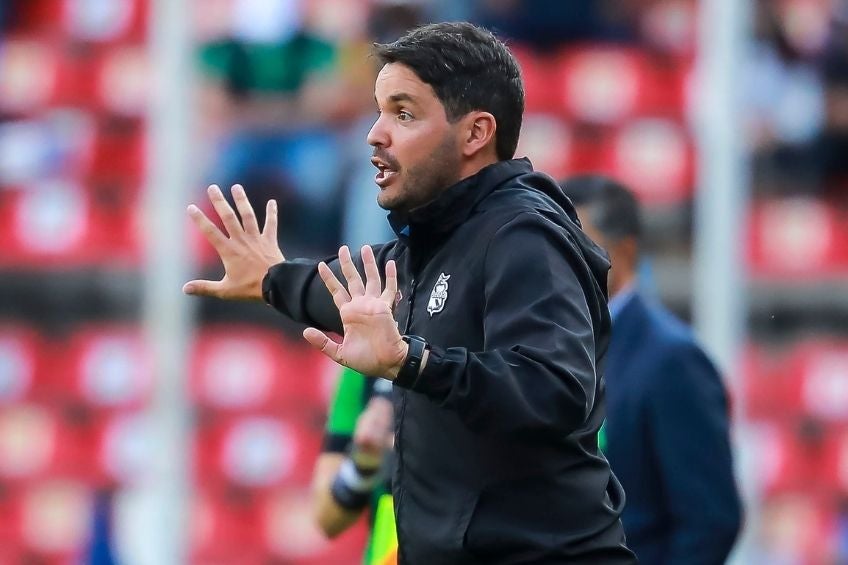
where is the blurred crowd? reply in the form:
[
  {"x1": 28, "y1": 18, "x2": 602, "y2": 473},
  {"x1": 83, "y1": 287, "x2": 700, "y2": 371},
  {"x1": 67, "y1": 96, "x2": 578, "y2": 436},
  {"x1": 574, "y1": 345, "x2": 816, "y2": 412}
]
[{"x1": 0, "y1": 0, "x2": 847, "y2": 564}]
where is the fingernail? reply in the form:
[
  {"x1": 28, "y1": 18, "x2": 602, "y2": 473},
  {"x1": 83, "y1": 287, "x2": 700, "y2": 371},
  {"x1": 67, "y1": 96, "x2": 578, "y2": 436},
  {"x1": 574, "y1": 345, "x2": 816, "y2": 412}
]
[
  {"x1": 271, "y1": 200, "x2": 277, "y2": 210},
  {"x1": 187, "y1": 204, "x2": 198, "y2": 214}
]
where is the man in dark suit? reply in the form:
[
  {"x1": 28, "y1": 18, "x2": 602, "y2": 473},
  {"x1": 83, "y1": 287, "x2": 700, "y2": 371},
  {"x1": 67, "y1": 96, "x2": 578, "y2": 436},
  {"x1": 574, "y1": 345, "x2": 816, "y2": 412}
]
[{"x1": 561, "y1": 176, "x2": 743, "y2": 565}]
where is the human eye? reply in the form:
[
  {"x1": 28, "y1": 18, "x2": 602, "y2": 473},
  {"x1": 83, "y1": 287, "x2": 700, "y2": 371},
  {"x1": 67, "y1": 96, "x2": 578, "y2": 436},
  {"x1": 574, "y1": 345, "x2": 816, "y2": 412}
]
[{"x1": 397, "y1": 110, "x2": 413, "y2": 122}]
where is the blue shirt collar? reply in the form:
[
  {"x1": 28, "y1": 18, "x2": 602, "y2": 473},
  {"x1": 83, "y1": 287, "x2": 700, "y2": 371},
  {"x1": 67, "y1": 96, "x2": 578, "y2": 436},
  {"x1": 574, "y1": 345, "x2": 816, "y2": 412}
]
[{"x1": 609, "y1": 284, "x2": 636, "y2": 321}]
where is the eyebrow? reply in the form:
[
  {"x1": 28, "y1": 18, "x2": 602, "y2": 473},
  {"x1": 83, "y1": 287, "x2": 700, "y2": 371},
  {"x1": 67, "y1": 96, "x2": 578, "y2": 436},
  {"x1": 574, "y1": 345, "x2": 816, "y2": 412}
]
[{"x1": 375, "y1": 92, "x2": 419, "y2": 107}]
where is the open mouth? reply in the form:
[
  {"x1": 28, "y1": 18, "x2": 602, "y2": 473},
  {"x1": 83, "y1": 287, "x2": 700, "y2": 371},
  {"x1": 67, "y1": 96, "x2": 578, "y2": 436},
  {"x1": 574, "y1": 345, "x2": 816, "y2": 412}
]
[{"x1": 372, "y1": 157, "x2": 399, "y2": 188}]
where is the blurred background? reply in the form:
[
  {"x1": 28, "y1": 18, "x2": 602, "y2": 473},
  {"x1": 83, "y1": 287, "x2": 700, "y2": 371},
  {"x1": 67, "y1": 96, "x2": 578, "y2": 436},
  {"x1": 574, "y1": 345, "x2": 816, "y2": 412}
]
[{"x1": 0, "y1": 0, "x2": 846, "y2": 563}]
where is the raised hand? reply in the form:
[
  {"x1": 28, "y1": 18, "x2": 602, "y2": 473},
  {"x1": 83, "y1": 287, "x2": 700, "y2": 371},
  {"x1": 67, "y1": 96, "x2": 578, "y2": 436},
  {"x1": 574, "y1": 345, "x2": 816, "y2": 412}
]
[
  {"x1": 303, "y1": 245, "x2": 407, "y2": 380},
  {"x1": 183, "y1": 184, "x2": 284, "y2": 301}
]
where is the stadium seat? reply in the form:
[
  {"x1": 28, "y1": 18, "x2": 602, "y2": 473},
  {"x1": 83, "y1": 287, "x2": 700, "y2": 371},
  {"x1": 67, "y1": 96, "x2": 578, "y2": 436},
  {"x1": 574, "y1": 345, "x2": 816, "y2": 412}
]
[
  {"x1": 785, "y1": 341, "x2": 848, "y2": 423},
  {"x1": 515, "y1": 114, "x2": 573, "y2": 179},
  {"x1": 259, "y1": 487, "x2": 369, "y2": 564},
  {"x1": 748, "y1": 421, "x2": 820, "y2": 495},
  {"x1": 639, "y1": 0, "x2": 699, "y2": 58},
  {"x1": 86, "y1": 411, "x2": 154, "y2": 488},
  {"x1": 0, "y1": 38, "x2": 58, "y2": 115},
  {"x1": 0, "y1": 405, "x2": 58, "y2": 481},
  {"x1": 756, "y1": 490, "x2": 836, "y2": 564},
  {"x1": 189, "y1": 489, "x2": 262, "y2": 564},
  {"x1": 191, "y1": 326, "x2": 333, "y2": 412},
  {"x1": 19, "y1": 479, "x2": 92, "y2": 559},
  {"x1": 53, "y1": 327, "x2": 151, "y2": 410},
  {"x1": 511, "y1": 45, "x2": 558, "y2": 114},
  {"x1": 748, "y1": 198, "x2": 848, "y2": 278},
  {"x1": 61, "y1": 0, "x2": 147, "y2": 44},
  {"x1": 555, "y1": 46, "x2": 685, "y2": 125},
  {"x1": 193, "y1": 413, "x2": 322, "y2": 491},
  {"x1": 740, "y1": 344, "x2": 792, "y2": 421},
  {"x1": 0, "y1": 325, "x2": 47, "y2": 404},
  {"x1": 0, "y1": 181, "x2": 95, "y2": 266},
  {"x1": 598, "y1": 118, "x2": 694, "y2": 205},
  {"x1": 96, "y1": 45, "x2": 149, "y2": 117}
]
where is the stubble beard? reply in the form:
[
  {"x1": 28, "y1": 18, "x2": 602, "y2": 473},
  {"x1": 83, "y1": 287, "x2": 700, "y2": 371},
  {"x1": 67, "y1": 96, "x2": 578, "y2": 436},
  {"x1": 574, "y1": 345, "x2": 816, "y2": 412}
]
[{"x1": 377, "y1": 133, "x2": 462, "y2": 213}]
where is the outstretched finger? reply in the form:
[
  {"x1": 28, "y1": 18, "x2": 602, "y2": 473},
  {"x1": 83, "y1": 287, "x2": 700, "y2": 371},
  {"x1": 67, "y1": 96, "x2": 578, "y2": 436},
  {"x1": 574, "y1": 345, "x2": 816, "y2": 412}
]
[
  {"x1": 318, "y1": 261, "x2": 350, "y2": 310},
  {"x1": 207, "y1": 185, "x2": 242, "y2": 238},
  {"x1": 262, "y1": 199, "x2": 279, "y2": 244},
  {"x1": 362, "y1": 245, "x2": 382, "y2": 296},
  {"x1": 188, "y1": 205, "x2": 228, "y2": 252},
  {"x1": 381, "y1": 259, "x2": 398, "y2": 306},
  {"x1": 182, "y1": 278, "x2": 224, "y2": 297},
  {"x1": 231, "y1": 184, "x2": 259, "y2": 236},
  {"x1": 338, "y1": 245, "x2": 365, "y2": 297},
  {"x1": 303, "y1": 327, "x2": 342, "y2": 363}
]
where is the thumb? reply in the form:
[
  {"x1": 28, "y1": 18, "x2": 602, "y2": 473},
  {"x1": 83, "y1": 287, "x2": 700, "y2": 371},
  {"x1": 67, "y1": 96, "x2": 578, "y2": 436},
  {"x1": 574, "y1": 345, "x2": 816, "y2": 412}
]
[
  {"x1": 183, "y1": 279, "x2": 223, "y2": 297},
  {"x1": 303, "y1": 327, "x2": 342, "y2": 363}
]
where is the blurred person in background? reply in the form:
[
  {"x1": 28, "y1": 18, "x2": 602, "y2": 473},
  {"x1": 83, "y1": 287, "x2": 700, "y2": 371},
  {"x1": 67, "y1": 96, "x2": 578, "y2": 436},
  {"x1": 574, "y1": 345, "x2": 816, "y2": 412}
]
[
  {"x1": 561, "y1": 176, "x2": 742, "y2": 565},
  {"x1": 312, "y1": 372, "x2": 397, "y2": 565},
  {"x1": 185, "y1": 22, "x2": 636, "y2": 564}
]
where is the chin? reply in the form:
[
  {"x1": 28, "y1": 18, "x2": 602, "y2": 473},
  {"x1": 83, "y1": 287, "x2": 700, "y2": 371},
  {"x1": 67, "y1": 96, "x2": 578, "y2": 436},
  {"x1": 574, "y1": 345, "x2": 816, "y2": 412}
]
[{"x1": 377, "y1": 190, "x2": 405, "y2": 212}]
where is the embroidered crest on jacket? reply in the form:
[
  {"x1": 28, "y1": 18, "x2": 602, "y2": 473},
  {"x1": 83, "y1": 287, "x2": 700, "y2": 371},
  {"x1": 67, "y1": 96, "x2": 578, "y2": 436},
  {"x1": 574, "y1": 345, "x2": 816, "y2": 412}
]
[{"x1": 427, "y1": 273, "x2": 450, "y2": 316}]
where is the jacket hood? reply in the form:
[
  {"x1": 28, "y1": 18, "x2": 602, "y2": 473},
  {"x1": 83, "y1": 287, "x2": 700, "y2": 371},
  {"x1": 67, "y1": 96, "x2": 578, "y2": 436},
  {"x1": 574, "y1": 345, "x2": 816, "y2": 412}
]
[{"x1": 519, "y1": 167, "x2": 612, "y2": 300}]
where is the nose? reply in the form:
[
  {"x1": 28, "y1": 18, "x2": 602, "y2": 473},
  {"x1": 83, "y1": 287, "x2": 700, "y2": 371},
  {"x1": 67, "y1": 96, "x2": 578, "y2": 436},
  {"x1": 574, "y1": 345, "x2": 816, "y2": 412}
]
[{"x1": 367, "y1": 114, "x2": 389, "y2": 148}]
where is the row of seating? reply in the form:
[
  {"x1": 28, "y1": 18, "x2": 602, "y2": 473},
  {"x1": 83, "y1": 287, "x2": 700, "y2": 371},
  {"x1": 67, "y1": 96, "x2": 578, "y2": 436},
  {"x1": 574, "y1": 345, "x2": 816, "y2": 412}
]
[
  {"x1": 0, "y1": 325, "x2": 334, "y2": 411},
  {"x1": 744, "y1": 341, "x2": 848, "y2": 421},
  {"x1": 0, "y1": 480, "x2": 368, "y2": 564},
  {"x1": 0, "y1": 403, "x2": 326, "y2": 489}
]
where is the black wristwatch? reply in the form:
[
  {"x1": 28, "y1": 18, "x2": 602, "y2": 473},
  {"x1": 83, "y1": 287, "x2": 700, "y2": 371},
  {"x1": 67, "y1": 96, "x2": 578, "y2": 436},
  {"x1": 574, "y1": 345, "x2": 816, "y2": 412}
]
[{"x1": 397, "y1": 335, "x2": 428, "y2": 384}]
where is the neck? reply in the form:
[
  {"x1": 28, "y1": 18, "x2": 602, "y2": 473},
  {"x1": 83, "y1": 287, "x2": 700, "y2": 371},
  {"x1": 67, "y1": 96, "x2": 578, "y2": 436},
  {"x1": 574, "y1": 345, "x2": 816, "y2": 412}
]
[
  {"x1": 457, "y1": 154, "x2": 499, "y2": 183},
  {"x1": 610, "y1": 272, "x2": 636, "y2": 299}
]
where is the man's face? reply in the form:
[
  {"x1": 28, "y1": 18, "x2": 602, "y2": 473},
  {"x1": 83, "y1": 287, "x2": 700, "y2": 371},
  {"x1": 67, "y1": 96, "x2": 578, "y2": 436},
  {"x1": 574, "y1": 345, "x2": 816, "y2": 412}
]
[
  {"x1": 576, "y1": 205, "x2": 636, "y2": 297},
  {"x1": 367, "y1": 63, "x2": 463, "y2": 212}
]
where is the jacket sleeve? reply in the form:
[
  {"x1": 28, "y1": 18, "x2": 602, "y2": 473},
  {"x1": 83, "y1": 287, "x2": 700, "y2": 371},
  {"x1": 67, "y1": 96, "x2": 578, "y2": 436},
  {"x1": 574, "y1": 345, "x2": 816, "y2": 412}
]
[
  {"x1": 647, "y1": 343, "x2": 742, "y2": 564},
  {"x1": 394, "y1": 213, "x2": 601, "y2": 439},
  {"x1": 262, "y1": 244, "x2": 392, "y2": 334}
]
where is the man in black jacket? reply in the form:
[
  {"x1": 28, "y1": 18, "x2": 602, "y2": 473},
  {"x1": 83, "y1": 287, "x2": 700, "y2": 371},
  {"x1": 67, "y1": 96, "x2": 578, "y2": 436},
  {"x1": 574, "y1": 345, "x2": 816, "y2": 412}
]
[{"x1": 185, "y1": 22, "x2": 636, "y2": 564}]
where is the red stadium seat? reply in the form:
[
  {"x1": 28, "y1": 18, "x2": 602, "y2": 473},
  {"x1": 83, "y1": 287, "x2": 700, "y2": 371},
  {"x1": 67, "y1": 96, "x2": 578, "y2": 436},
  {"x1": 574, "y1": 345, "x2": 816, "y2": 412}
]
[
  {"x1": 61, "y1": 0, "x2": 148, "y2": 44},
  {"x1": 0, "y1": 405, "x2": 85, "y2": 482},
  {"x1": 0, "y1": 182, "x2": 95, "y2": 266},
  {"x1": 748, "y1": 199, "x2": 848, "y2": 278},
  {"x1": 740, "y1": 344, "x2": 792, "y2": 421},
  {"x1": 597, "y1": 118, "x2": 694, "y2": 205},
  {"x1": 515, "y1": 114, "x2": 573, "y2": 179},
  {"x1": 555, "y1": 46, "x2": 686, "y2": 125},
  {"x1": 0, "y1": 326, "x2": 48, "y2": 404},
  {"x1": 95, "y1": 46, "x2": 150, "y2": 117},
  {"x1": 19, "y1": 480, "x2": 93, "y2": 559},
  {"x1": 189, "y1": 489, "x2": 263, "y2": 564},
  {"x1": 51, "y1": 327, "x2": 152, "y2": 410},
  {"x1": 85, "y1": 411, "x2": 154, "y2": 487},
  {"x1": 259, "y1": 487, "x2": 368, "y2": 564},
  {"x1": 748, "y1": 421, "x2": 820, "y2": 495},
  {"x1": 511, "y1": 45, "x2": 559, "y2": 114},
  {"x1": 756, "y1": 490, "x2": 836, "y2": 563},
  {"x1": 639, "y1": 0, "x2": 699, "y2": 58},
  {"x1": 785, "y1": 341, "x2": 848, "y2": 423},
  {"x1": 0, "y1": 38, "x2": 59, "y2": 115},
  {"x1": 193, "y1": 413, "x2": 322, "y2": 490},
  {"x1": 190, "y1": 326, "x2": 333, "y2": 412}
]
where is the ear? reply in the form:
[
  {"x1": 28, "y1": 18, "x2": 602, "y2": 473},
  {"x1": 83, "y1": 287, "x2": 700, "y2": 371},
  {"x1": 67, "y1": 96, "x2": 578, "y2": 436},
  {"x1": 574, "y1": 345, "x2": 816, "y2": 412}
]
[{"x1": 460, "y1": 111, "x2": 497, "y2": 158}]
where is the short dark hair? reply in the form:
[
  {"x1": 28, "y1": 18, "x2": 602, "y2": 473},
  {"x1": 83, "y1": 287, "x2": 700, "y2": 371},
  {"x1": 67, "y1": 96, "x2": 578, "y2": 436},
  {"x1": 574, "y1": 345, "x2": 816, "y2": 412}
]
[
  {"x1": 560, "y1": 175, "x2": 642, "y2": 242},
  {"x1": 373, "y1": 22, "x2": 524, "y2": 161}
]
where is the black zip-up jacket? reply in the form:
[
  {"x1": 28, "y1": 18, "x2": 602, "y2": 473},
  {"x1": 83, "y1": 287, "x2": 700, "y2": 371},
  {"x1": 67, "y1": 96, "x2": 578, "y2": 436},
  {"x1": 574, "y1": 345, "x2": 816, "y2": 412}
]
[{"x1": 263, "y1": 158, "x2": 636, "y2": 564}]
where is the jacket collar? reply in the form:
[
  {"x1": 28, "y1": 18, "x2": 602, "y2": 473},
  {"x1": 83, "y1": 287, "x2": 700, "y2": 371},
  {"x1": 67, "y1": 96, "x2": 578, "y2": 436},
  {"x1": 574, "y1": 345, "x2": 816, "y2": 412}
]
[{"x1": 388, "y1": 158, "x2": 533, "y2": 244}]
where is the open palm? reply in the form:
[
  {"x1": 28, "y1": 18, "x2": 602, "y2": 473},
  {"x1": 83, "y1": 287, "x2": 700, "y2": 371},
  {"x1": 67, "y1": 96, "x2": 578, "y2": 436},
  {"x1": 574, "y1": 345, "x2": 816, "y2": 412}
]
[{"x1": 303, "y1": 245, "x2": 407, "y2": 379}]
